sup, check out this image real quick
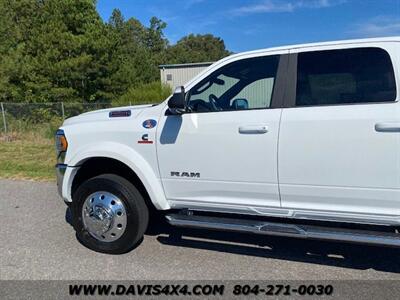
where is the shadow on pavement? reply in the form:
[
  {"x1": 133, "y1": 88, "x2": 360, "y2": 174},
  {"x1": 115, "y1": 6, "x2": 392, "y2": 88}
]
[
  {"x1": 153, "y1": 225, "x2": 400, "y2": 274},
  {"x1": 66, "y1": 207, "x2": 400, "y2": 273},
  {"x1": 65, "y1": 207, "x2": 73, "y2": 225}
]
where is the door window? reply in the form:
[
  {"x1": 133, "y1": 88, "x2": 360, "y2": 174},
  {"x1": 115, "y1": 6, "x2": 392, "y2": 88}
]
[
  {"x1": 296, "y1": 47, "x2": 396, "y2": 106},
  {"x1": 187, "y1": 55, "x2": 280, "y2": 112}
]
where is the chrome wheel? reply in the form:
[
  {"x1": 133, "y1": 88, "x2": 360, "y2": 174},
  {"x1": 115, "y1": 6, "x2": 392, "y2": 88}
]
[{"x1": 82, "y1": 191, "x2": 127, "y2": 242}]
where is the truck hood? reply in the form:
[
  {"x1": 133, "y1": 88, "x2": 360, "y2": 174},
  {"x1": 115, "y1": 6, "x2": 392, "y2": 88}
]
[{"x1": 62, "y1": 104, "x2": 154, "y2": 126}]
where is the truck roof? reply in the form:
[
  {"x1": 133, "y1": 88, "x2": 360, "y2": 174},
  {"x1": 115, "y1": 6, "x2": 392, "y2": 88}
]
[
  {"x1": 228, "y1": 36, "x2": 400, "y2": 59},
  {"x1": 183, "y1": 36, "x2": 400, "y2": 89}
]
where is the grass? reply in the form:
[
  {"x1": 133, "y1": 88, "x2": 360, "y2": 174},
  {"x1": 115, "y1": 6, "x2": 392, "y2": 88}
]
[{"x1": 0, "y1": 132, "x2": 55, "y2": 181}]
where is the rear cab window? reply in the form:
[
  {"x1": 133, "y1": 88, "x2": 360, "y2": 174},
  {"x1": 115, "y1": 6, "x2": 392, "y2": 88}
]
[{"x1": 295, "y1": 47, "x2": 397, "y2": 107}]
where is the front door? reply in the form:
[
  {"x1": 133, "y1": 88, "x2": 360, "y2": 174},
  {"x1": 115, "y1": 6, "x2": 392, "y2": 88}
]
[{"x1": 157, "y1": 53, "x2": 287, "y2": 211}]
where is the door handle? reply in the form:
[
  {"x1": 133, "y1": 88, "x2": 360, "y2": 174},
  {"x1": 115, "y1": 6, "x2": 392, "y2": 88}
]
[
  {"x1": 239, "y1": 125, "x2": 268, "y2": 134},
  {"x1": 375, "y1": 122, "x2": 400, "y2": 133}
]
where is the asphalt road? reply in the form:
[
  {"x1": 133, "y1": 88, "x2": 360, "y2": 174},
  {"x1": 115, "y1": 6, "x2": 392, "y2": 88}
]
[{"x1": 1, "y1": 178, "x2": 400, "y2": 280}]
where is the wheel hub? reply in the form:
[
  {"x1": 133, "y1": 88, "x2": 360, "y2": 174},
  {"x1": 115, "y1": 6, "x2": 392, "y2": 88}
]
[
  {"x1": 86, "y1": 205, "x2": 113, "y2": 235},
  {"x1": 82, "y1": 191, "x2": 127, "y2": 242}
]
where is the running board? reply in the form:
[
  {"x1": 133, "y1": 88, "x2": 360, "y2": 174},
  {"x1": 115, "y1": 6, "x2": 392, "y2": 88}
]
[{"x1": 165, "y1": 213, "x2": 400, "y2": 247}]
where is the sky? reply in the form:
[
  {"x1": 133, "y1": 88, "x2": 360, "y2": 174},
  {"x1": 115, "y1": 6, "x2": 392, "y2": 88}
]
[{"x1": 97, "y1": 0, "x2": 400, "y2": 52}]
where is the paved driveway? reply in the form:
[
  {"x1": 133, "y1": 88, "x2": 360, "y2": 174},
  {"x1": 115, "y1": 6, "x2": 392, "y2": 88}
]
[{"x1": 1, "y1": 179, "x2": 400, "y2": 280}]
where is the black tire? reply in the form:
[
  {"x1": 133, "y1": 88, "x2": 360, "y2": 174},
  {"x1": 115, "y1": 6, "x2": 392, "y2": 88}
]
[{"x1": 72, "y1": 174, "x2": 149, "y2": 254}]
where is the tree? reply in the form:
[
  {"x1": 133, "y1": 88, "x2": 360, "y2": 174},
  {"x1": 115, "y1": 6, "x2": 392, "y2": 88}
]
[
  {"x1": 0, "y1": 2, "x2": 231, "y2": 105},
  {"x1": 166, "y1": 34, "x2": 231, "y2": 64},
  {"x1": 146, "y1": 17, "x2": 168, "y2": 55},
  {"x1": 109, "y1": 8, "x2": 124, "y2": 30},
  {"x1": 0, "y1": 0, "x2": 41, "y2": 102},
  {"x1": 106, "y1": 10, "x2": 160, "y2": 99},
  {"x1": 0, "y1": 0, "x2": 112, "y2": 103}
]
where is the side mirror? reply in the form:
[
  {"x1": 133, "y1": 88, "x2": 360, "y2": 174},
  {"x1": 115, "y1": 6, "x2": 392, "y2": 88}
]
[
  {"x1": 231, "y1": 98, "x2": 249, "y2": 110},
  {"x1": 168, "y1": 86, "x2": 186, "y2": 115}
]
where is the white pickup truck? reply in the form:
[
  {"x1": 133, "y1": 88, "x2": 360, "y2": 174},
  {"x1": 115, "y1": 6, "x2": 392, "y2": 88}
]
[{"x1": 56, "y1": 37, "x2": 400, "y2": 254}]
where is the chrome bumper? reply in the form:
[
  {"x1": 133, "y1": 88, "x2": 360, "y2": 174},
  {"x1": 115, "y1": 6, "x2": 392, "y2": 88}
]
[{"x1": 55, "y1": 163, "x2": 67, "y2": 198}]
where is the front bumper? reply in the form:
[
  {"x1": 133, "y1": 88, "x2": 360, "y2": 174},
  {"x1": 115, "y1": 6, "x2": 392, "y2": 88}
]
[{"x1": 55, "y1": 163, "x2": 68, "y2": 199}]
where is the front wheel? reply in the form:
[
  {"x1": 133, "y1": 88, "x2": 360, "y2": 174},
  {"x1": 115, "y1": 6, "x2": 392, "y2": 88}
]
[{"x1": 72, "y1": 174, "x2": 149, "y2": 254}]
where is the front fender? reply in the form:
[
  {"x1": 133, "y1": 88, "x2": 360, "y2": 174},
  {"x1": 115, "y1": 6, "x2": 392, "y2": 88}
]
[{"x1": 63, "y1": 142, "x2": 170, "y2": 210}]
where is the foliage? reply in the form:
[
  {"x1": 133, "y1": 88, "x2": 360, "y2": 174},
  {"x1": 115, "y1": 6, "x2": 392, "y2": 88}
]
[
  {"x1": 166, "y1": 34, "x2": 231, "y2": 64},
  {"x1": 115, "y1": 82, "x2": 172, "y2": 106},
  {"x1": 0, "y1": 2, "x2": 232, "y2": 181},
  {"x1": 0, "y1": 0, "x2": 111, "y2": 103},
  {"x1": 0, "y1": 1, "x2": 230, "y2": 106}
]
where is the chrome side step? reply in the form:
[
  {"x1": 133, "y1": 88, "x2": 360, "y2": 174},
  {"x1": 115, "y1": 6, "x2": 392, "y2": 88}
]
[{"x1": 165, "y1": 213, "x2": 400, "y2": 247}]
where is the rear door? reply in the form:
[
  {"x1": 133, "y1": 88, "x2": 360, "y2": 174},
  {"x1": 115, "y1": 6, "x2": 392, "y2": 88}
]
[{"x1": 279, "y1": 43, "x2": 400, "y2": 216}]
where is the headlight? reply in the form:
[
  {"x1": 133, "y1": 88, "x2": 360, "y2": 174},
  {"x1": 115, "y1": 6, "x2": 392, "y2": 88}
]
[{"x1": 55, "y1": 129, "x2": 68, "y2": 152}]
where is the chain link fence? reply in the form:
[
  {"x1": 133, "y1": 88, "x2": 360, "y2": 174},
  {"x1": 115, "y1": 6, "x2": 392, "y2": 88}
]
[{"x1": 0, "y1": 102, "x2": 127, "y2": 135}]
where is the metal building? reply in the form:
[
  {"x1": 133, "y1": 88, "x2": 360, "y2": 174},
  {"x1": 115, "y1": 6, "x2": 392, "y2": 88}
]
[{"x1": 159, "y1": 62, "x2": 214, "y2": 89}]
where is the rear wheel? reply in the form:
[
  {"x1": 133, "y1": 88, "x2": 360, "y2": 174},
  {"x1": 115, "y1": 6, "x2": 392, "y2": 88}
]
[{"x1": 72, "y1": 174, "x2": 149, "y2": 254}]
